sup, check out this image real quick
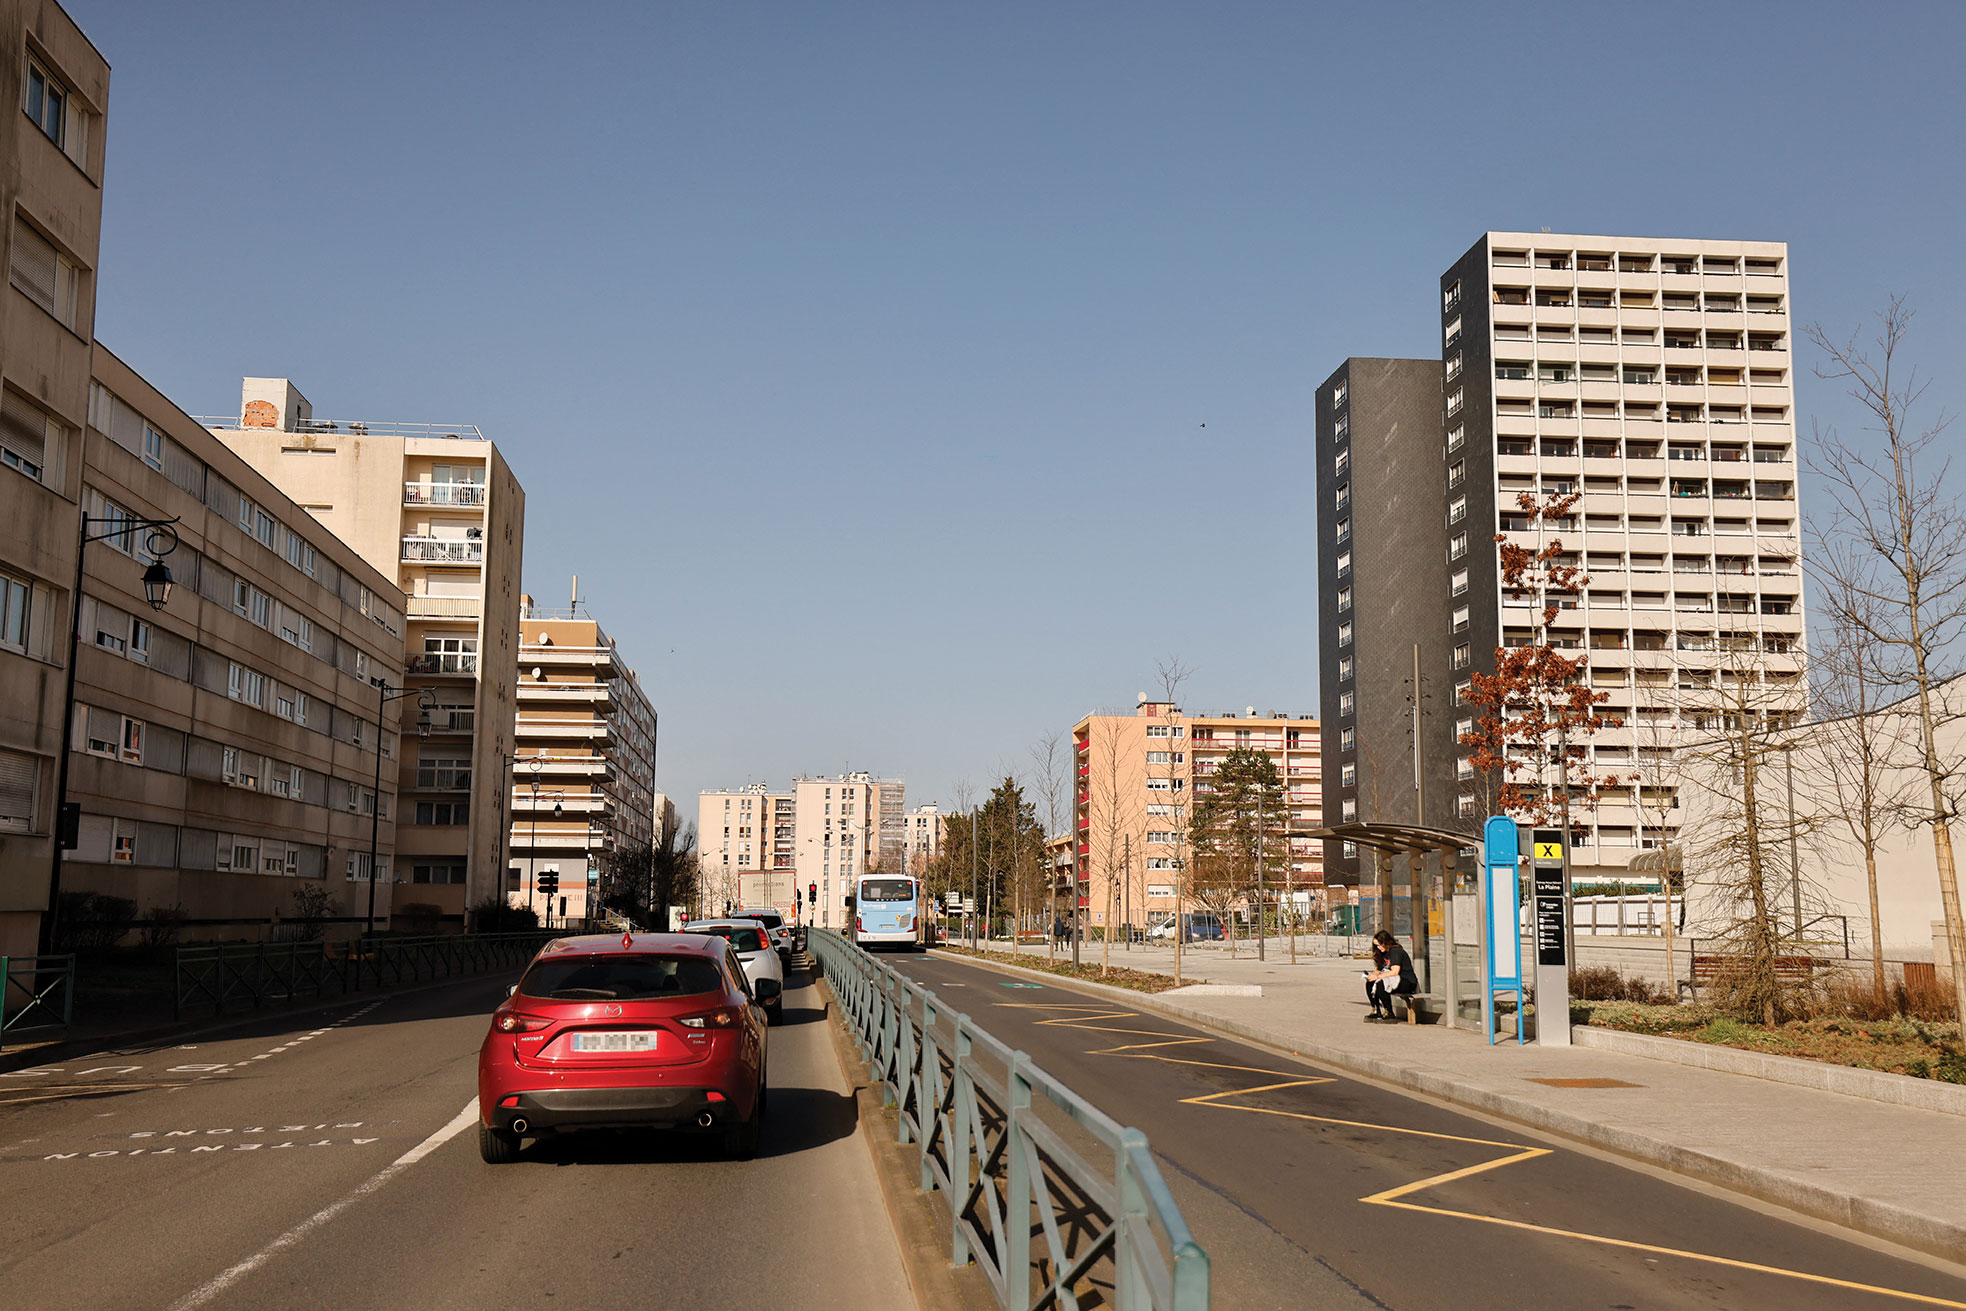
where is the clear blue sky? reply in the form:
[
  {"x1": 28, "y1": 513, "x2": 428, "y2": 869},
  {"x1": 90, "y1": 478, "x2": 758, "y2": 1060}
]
[{"x1": 74, "y1": 1, "x2": 1966, "y2": 825}]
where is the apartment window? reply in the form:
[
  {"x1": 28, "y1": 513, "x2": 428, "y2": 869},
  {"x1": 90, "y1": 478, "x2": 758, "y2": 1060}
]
[
  {"x1": 1336, "y1": 586, "x2": 1352, "y2": 612},
  {"x1": 1145, "y1": 751, "x2": 1172, "y2": 765},
  {"x1": 1334, "y1": 447, "x2": 1349, "y2": 476},
  {"x1": 1447, "y1": 459, "x2": 1465, "y2": 489},
  {"x1": 1339, "y1": 727, "x2": 1356, "y2": 752},
  {"x1": 1336, "y1": 621, "x2": 1353, "y2": 648},
  {"x1": 415, "y1": 801, "x2": 470, "y2": 825},
  {"x1": 227, "y1": 662, "x2": 265, "y2": 707},
  {"x1": 1453, "y1": 642, "x2": 1471, "y2": 669},
  {"x1": 1335, "y1": 517, "x2": 1351, "y2": 545},
  {"x1": 1447, "y1": 424, "x2": 1464, "y2": 453},
  {"x1": 1448, "y1": 496, "x2": 1466, "y2": 525},
  {"x1": 0, "y1": 391, "x2": 61, "y2": 483},
  {"x1": 1452, "y1": 606, "x2": 1470, "y2": 633},
  {"x1": 139, "y1": 424, "x2": 166, "y2": 472},
  {"x1": 120, "y1": 715, "x2": 142, "y2": 764},
  {"x1": 1332, "y1": 382, "x2": 1348, "y2": 409},
  {"x1": 248, "y1": 587, "x2": 271, "y2": 629},
  {"x1": 1455, "y1": 680, "x2": 1472, "y2": 705},
  {"x1": 1338, "y1": 690, "x2": 1354, "y2": 716},
  {"x1": 1449, "y1": 531, "x2": 1468, "y2": 561},
  {"x1": 0, "y1": 572, "x2": 29, "y2": 651},
  {"x1": 253, "y1": 509, "x2": 276, "y2": 548},
  {"x1": 1446, "y1": 390, "x2": 1463, "y2": 418},
  {"x1": 284, "y1": 531, "x2": 317, "y2": 577},
  {"x1": 129, "y1": 618, "x2": 150, "y2": 664},
  {"x1": 221, "y1": 746, "x2": 240, "y2": 784},
  {"x1": 1334, "y1": 481, "x2": 1350, "y2": 511},
  {"x1": 1340, "y1": 763, "x2": 1356, "y2": 787},
  {"x1": 1146, "y1": 831, "x2": 1176, "y2": 845},
  {"x1": 1446, "y1": 354, "x2": 1463, "y2": 383},
  {"x1": 1336, "y1": 550, "x2": 1351, "y2": 577},
  {"x1": 1337, "y1": 656, "x2": 1353, "y2": 681},
  {"x1": 8, "y1": 220, "x2": 80, "y2": 330},
  {"x1": 93, "y1": 608, "x2": 126, "y2": 655}
]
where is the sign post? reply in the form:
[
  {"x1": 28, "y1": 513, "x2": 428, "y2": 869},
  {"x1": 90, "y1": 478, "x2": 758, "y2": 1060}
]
[
  {"x1": 1481, "y1": 816, "x2": 1527, "y2": 1046},
  {"x1": 1531, "y1": 827, "x2": 1570, "y2": 1046}
]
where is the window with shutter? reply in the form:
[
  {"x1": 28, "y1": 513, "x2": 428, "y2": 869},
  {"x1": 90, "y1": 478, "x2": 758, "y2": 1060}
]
[
  {"x1": 0, "y1": 390, "x2": 51, "y2": 480},
  {"x1": 9, "y1": 221, "x2": 63, "y2": 321},
  {"x1": 0, "y1": 748, "x2": 38, "y2": 830}
]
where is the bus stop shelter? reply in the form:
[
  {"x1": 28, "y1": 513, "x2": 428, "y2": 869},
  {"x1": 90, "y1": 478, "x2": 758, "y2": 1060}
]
[{"x1": 1306, "y1": 821, "x2": 1480, "y2": 1024}]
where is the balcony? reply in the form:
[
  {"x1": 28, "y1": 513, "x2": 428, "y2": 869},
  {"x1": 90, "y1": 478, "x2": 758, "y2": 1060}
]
[
  {"x1": 407, "y1": 652, "x2": 478, "y2": 676},
  {"x1": 521, "y1": 643, "x2": 620, "y2": 676},
  {"x1": 516, "y1": 718, "x2": 613, "y2": 742},
  {"x1": 403, "y1": 481, "x2": 487, "y2": 508},
  {"x1": 406, "y1": 595, "x2": 482, "y2": 620},
  {"x1": 402, "y1": 536, "x2": 483, "y2": 565},
  {"x1": 519, "y1": 682, "x2": 615, "y2": 708},
  {"x1": 422, "y1": 708, "x2": 475, "y2": 735},
  {"x1": 411, "y1": 766, "x2": 472, "y2": 792}
]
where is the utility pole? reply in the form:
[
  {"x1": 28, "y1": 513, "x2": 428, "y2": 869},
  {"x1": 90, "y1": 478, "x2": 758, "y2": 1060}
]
[
  {"x1": 1122, "y1": 835, "x2": 1131, "y2": 953},
  {"x1": 1255, "y1": 811, "x2": 1266, "y2": 962},
  {"x1": 1786, "y1": 746, "x2": 1800, "y2": 940},
  {"x1": 1412, "y1": 644, "x2": 1427, "y2": 825},
  {"x1": 969, "y1": 804, "x2": 979, "y2": 951}
]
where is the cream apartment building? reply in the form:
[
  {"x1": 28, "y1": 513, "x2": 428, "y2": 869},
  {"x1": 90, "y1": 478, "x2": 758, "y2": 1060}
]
[
  {"x1": 697, "y1": 772, "x2": 904, "y2": 928},
  {"x1": 54, "y1": 350, "x2": 409, "y2": 937},
  {"x1": 1073, "y1": 701, "x2": 1322, "y2": 932},
  {"x1": 509, "y1": 603, "x2": 657, "y2": 924},
  {"x1": 1319, "y1": 233, "x2": 1806, "y2": 891},
  {"x1": 0, "y1": 0, "x2": 108, "y2": 954},
  {"x1": 210, "y1": 382, "x2": 525, "y2": 925},
  {"x1": 903, "y1": 804, "x2": 944, "y2": 877}
]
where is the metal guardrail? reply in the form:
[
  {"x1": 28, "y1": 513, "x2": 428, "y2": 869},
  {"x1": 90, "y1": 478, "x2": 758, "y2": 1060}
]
[
  {"x1": 173, "y1": 932, "x2": 557, "y2": 1020},
  {"x1": 0, "y1": 955, "x2": 75, "y2": 1051},
  {"x1": 808, "y1": 929, "x2": 1208, "y2": 1311}
]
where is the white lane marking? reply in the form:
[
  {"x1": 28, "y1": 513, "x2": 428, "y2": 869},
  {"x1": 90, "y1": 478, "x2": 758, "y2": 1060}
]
[{"x1": 165, "y1": 1099, "x2": 477, "y2": 1311}]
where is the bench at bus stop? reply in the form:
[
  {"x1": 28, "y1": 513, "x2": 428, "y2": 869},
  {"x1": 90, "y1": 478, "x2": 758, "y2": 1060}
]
[{"x1": 1677, "y1": 953, "x2": 1817, "y2": 1002}]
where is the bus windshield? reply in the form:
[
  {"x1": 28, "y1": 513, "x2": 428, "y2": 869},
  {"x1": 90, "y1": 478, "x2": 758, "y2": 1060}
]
[{"x1": 859, "y1": 879, "x2": 915, "y2": 903}]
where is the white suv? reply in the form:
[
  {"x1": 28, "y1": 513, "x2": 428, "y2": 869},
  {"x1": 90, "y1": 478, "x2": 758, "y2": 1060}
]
[{"x1": 738, "y1": 907, "x2": 793, "y2": 959}]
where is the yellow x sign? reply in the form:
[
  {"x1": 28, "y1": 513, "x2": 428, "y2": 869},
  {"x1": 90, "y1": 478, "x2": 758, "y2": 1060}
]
[{"x1": 1534, "y1": 841, "x2": 1564, "y2": 860}]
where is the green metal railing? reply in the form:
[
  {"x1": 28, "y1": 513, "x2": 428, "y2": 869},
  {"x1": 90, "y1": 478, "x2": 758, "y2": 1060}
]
[
  {"x1": 173, "y1": 932, "x2": 557, "y2": 1020},
  {"x1": 0, "y1": 955, "x2": 75, "y2": 1051},
  {"x1": 809, "y1": 929, "x2": 1208, "y2": 1311}
]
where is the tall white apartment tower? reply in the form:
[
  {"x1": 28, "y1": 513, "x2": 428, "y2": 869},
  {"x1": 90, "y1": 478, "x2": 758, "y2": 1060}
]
[{"x1": 1430, "y1": 233, "x2": 1807, "y2": 884}]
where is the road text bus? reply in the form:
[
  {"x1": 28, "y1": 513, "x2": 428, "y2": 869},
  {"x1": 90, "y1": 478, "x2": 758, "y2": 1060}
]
[{"x1": 853, "y1": 875, "x2": 922, "y2": 950}]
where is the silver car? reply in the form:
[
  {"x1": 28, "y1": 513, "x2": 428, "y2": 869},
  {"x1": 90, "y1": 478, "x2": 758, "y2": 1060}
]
[
  {"x1": 738, "y1": 907, "x2": 794, "y2": 959},
  {"x1": 683, "y1": 919, "x2": 785, "y2": 1023}
]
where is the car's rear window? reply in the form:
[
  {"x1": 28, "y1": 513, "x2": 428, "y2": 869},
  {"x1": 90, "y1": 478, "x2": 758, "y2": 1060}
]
[
  {"x1": 860, "y1": 879, "x2": 914, "y2": 902},
  {"x1": 690, "y1": 926, "x2": 767, "y2": 953},
  {"x1": 744, "y1": 912, "x2": 783, "y2": 930},
  {"x1": 518, "y1": 954, "x2": 724, "y2": 1000}
]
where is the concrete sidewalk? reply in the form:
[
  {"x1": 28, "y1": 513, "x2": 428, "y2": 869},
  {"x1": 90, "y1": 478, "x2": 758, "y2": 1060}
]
[{"x1": 944, "y1": 939, "x2": 1966, "y2": 1265}]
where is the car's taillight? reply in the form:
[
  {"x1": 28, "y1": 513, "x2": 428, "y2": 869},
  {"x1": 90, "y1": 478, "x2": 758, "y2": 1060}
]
[
  {"x1": 856, "y1": 917, "x2": 863, "y2": 932},
  {"x1": 678, "y1": 1006, "x2": 742, "y2": 1030},
  {"x1": 494, "y1": 1010, "x2": 551, "y2": 1033}
]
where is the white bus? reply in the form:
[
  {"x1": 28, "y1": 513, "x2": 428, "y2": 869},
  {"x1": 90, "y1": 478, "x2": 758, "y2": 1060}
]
[{"x1": 852, "y1": 875, "x2": 923, "y2": 950}]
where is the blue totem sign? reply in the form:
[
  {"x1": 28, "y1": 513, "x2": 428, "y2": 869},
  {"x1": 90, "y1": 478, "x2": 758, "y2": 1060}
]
[{"x1": 1482, "y1": 815, "x2": 1526, "y2": 1045}]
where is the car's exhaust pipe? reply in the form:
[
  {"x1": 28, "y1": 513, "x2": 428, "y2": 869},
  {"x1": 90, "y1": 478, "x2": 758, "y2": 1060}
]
[
  {"x1": 509, "y1": 1117, "x2": 528, "y2": 1135},
  {"x1": 695, "y1": 1110, "x2": 716, "y2": 1128}
]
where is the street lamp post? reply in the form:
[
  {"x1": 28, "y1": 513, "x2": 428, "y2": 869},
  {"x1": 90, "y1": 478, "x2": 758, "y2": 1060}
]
[
  {"x1": 42, "y1": 512, "x2": 181, "y2": 954},
  {"x1": 367, "y1": 684, "x2": 435, "y2": 937}
]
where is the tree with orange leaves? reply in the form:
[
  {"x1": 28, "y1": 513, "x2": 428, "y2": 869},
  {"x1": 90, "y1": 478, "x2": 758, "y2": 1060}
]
[{"x1": 1460, "y1": 490, "x2": 1627, "y2": 831}]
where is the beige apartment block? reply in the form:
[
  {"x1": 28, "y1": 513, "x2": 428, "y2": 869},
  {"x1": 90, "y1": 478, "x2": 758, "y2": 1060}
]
[
  {"x1": 696, "y1": 772, "x2": 903, "y2": 930},
  {"x1": 1442, "y1": 234, "x2": 1806, "y2": 885},
  {"x1": 1073, "y1": 701, "x2": 1322, "y2": 933},
  {"x1": 209, "y1": 381, "x2": 525, "y2": 927},
  {"x1": 49, "y1": 349, "x2": 409, "y2": 939},
  {"x1": 697, "y1": 784, "x2": 784, "y2": 919},
  {"x1": 0, "y1": 0, "x2": 108, "y2": 954},
  {"x1": 903, "y1": 804, "x2": 944, "y2": 877},
  {"x1": 507, "y1": 603, "x2": 657, "y2": 925}
]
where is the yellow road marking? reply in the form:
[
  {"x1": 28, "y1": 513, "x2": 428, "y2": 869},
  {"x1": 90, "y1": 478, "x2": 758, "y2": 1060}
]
[{"x1": 1000, "y1": 1000, "x2": 1966, "y2": 1307}]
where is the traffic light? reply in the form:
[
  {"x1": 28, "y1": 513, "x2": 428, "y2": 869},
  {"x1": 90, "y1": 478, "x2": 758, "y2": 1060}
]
[
  {"x1": 538, "y1": 870, "x2": 559, "y2": 897},
  {"x1": 809, "y1": 882, "x2": 818, "y2": 905}
]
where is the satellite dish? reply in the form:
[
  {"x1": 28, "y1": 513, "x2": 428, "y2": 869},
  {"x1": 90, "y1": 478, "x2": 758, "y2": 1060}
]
[
  {"x1": 532, "y1": 666, "x2": 543, "y2": 680},
  {"x1": 1246, "y1": 706, "x2": 1255, "y2": 717}
]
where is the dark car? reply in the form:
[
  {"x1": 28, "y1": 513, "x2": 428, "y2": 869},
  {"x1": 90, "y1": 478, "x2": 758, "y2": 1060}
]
[{"x1": 477, "y1": 933, "x2": 776, "y2": 1163}]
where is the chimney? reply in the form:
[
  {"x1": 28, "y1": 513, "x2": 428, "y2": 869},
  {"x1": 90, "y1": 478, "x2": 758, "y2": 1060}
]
[{"x1": 240, "y1": 378, "x2": 312, "y2": 432}]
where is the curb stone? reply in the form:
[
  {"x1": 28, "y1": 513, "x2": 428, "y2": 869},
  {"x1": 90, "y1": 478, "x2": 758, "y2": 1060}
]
[
  {"x1": 929, "y1": 949, "x2": 1966, "y2": 1264},
  {"x1": 1573, "y1": 1023, "x2": 1966, "y2": 1117}
]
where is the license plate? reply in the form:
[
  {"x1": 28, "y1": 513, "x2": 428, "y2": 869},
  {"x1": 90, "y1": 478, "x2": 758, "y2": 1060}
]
[{"x1": 572, "y1": 1031, "x2": 658, "y2": 1053}]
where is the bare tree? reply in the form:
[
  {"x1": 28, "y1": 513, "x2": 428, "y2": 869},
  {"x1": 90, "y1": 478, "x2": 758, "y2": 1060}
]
[
  {"x1": 1810, "y1": 547, "x2": 1922, "y2": 998},
  {"x1": 1085, "y1": 718, "x2": 1139, "y2": 976},
  {"x1": 1030, "y1": 731, "x2": 1071, "y2": 959},
  {"x1": 1679, "y1": 641, "x2": 1820, "y2": 1024},
  {"x1": 1806, "y1": 299, "x2": 1966, "y2": 1022},
  {"x1": 1155, "y1": 655, "x2": 1196, "y2": 706}
]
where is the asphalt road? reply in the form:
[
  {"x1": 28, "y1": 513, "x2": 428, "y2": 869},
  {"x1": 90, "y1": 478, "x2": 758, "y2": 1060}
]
[
  {"x1": 0, "y1": 962, "x2": 912, "y2": 1311},
  {"x1": 886, "y1": 952, "x2": 1966, "y2": 1311}
]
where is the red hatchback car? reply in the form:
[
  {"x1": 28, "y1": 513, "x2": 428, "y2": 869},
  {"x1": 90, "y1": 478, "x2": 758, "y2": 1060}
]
[{"x1": 477, "y1": 932, "x2": 776, "y2": 1163}]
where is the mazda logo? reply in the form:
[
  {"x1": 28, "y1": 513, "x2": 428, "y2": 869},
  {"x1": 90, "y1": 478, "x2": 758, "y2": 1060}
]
[{"x1": 601, "y1": 1003, "x2": 623, "y2": 1018}]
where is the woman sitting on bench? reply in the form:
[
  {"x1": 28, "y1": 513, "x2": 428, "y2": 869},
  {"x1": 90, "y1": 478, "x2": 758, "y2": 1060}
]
[{"x1": 1364, "y1": 930, "x2": 1417, "y2": 1022}]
